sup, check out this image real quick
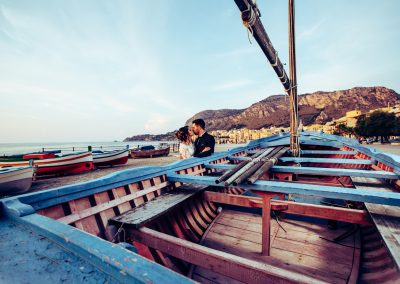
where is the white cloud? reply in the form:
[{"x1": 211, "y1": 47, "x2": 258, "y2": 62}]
[{"x1": 144, "y1": 114, "x2": 170, "y2": 133}]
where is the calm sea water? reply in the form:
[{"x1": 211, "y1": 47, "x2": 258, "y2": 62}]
[{"x1": 0, "y1": 141, "x2": 176, "y2": 156}]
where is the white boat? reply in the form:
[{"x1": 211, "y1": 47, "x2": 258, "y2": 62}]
[
  {"x1": 0, "y1": 152, "x2": 94, "y2": 176},
  {"x1": 93, "y1": 149, "x2": 129, "y2": 167},
  {"x1": 0, "y1": 166, "x2": 35, "y2": 195}
]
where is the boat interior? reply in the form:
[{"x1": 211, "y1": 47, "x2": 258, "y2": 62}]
[{"x1": 2, "y1": 132, "x2": 400, "y2": 283}]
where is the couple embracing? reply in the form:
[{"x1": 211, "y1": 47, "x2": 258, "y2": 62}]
[{"x1": 175, "y1": 119, "x2": 215, "y2": 159}]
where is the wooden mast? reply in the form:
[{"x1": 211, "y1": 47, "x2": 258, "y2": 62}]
[
  {"x1": 234, "y1": 0, "x2": 300, "y2": 156},
  {"x1": 288, "y1": 0, "x2": 300, "y2": 156}
]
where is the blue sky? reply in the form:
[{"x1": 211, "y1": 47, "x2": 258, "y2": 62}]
[{"x1": 0, "y1": 0, "x2": 399, "y2": 142}]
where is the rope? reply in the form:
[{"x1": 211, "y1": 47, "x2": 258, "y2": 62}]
[{"x1": 241, "y1": 1, "x2": 259, "y2": 44}]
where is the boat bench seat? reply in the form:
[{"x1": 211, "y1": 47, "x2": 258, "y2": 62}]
[
  {"x1": 352, "y1": 176, "x2": 400, "y2": 270},
  {"x1": 110, "y1": 184, "x2": 208, "y2": 228}
]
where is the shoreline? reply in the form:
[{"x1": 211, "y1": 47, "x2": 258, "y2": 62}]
[{"x1": 11, "y1": 143, "x2": 400, "y2": 194}]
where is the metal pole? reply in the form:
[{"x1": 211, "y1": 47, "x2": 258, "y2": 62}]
[{"x1": 288, "y1": 0, "x2": 300, "y2": 156}]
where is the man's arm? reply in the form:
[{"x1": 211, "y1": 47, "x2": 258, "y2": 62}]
[{"x1": 194, "y1": 135, "x2": 215, "y2": 158}]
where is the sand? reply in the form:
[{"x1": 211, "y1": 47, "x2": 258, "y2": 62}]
[{"x1": 26, "y1": 144, "x2": 400, "y2": 193}]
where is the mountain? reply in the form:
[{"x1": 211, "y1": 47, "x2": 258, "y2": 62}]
[
  {"x1": 124, "y1": 131, "x2": 176, "y2": 142},
  {"x1": 186, "y1": 87, "x2": 400, "y2": 130}
]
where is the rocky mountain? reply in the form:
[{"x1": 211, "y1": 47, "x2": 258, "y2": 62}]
[
  {"x1": 123, "y1": 131, "x2": 176, "y2": 142},
  {"x1": 186, "y1": 87, "x2": 400, "y2": 130}
]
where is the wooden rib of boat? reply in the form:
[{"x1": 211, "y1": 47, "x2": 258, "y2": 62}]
[
  {"x1": 1, "y1": 132, "x2": 400, "y2": 283},
  {"x1": 93, "y1": 149, "x2": 129, "y2": 167},
  {"x1": 0, "y1": 152, "x2": 93, "y2": 176},
  {"x1": 0, "y1": 166, "x2": 35, "y2": 195},
  {"x1": 130, "y1": 146, "x2": 170, "y2": 159}
]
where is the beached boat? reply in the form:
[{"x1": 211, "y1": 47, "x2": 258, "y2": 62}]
[
  {"x1": 0, "y1": 166, "x2": 35, "y2": 195},
  {"x1": 0, "y1": 132, "x2": 400, "y2": 283},
  {"x1": 1, "y1": 1, "x2": 399, "y2": 283},
  {"x1": 93, "y1": 149, "x2": 129, "y2": 167},
  {"x1": 130, "y1": 146, "x2": 170, "y2": 159},
  {"x1": 0, "y1": 152, "x2": 93, "y2": 176}
]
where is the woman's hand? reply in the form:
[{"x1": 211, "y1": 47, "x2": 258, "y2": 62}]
[{"x1": 201, "y1": 147, "x2": 211, "y2": 153}]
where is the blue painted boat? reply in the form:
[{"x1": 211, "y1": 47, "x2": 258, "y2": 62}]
[
  {"x1": 2, "y1": 1, "x2": 399, "y2": 283},
  {"x1": 1, "y1": 132, "x2": 400, "y2": 283}
]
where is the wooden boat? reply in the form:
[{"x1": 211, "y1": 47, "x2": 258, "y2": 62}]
[
  {"x1": 130, "y1": 146, "x2": 170, "y2": 159},
  {"x1": 93, "y1": 149, "x2": 129, "y2": 167},
  {"x1": 0, "y1": 166, "x2": 35, "y2": 195},
  {"x1": 1, "y1": 132, "x2": 400, "y2": 283},
  {"x1": 1, "y1": 1, "x2": 398, "y2": 283},
  {"x1": 0, "y1": 152, "x2": 93, "y2": 176}
]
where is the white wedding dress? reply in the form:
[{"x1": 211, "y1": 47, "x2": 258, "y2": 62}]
[{"x1": 179, "y1": 142, "x2": 195, "y2": 159}]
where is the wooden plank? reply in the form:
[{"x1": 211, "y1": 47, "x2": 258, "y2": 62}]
[
  {"x1": 203, "y1": 230, "x2": 348, "y2": 283},
  {"x1": 205, "y1": 163, "x2": 235, "y2": 170},
  {"x1": 203, "y1": 191, "x2": 372, "y2": 225},
  {"x1": 92, "y1": 191, "x2": 116, "y2": 230},
  {"x1": 168, "y1": 173, "x2": 400, "y2": 206},
  {"x1": 271, "y1": 166, "x2": 398, "y2": 179},
  {"x1": 352, "y1": 176, "x2": 400, "y2": 271},
  {"x1": 300, "y1": 150, "x2": 356, "y2": 155},
  {"x1": 112, "y1": 187, "x2": 132, "y2": 214},
  {"x1": 71, "y1": 197, "x2": 101, "y2": 236},
  {"x1": 126, "y1": 227, "x2": 324, "y2": 284},
  {"x1": 111, "y1": 184, "x2": 207, "y2": 228},
  {"x1": 57, "y1": 182, "x2": 169, "y2": 225},
  {"x1": 279, "y1": 157, "x2": 373, "y2": 164}
]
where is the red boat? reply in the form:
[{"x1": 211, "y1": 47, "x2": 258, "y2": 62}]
[
  {"x1": 0, "y1": 152, "x2": 93, "y2": 176},
  {"x1": 129, "y1": 146, "x2": 170, "y2": 159},
  {"x1": 93, "y1": 149, "x2": 129, "y2": 167}
]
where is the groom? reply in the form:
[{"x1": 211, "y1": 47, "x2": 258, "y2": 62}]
[{"x1": 192, "y1": 119, "x2": 215, "y2": 158}]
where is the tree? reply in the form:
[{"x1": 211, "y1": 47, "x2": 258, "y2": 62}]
[
  {"x1": 334, "y1": 124, "x2": 354, "y2": 136},
  {"x1": 354, "y1": 114, "x2": 369, "y2": 137},
  {"x1": 355, "y1": 111, "x2": 397, "y2": 142}
]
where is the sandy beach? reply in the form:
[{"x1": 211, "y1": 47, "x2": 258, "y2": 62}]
[{"x1": 25, "y1": 143, "x2": 399, "y2": 193}]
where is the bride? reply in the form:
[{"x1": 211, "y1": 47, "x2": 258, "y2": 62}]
[{"x1": 175, "y1": 126, "x2": 195, "y2": 159}]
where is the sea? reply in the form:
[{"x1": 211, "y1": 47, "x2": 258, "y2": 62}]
[{"x1": 0, "y1": 141, "x2": 176, "y2": 156}]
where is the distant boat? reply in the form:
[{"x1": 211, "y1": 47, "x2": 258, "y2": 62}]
[
  {"x1": 0, "y1": 152, "x2": 93, "y2": 176},
  {"x1": 93, "y1": 149, "x2": 129, "y2": 167},
  {"x1": 129, "y1": 145, "x2": 170, "y2": 158},
  {"x1": 0, "y1": 166, "x2": 35, "y2": 195}
]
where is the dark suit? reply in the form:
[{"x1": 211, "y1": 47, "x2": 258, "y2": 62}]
[{"x1": 193, "y1": 132, "x2": 215, "y2": 158}]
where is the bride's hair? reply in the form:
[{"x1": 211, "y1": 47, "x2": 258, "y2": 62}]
[{"x1": 176, "y1": 126, "x2": 190, "y2": 142}]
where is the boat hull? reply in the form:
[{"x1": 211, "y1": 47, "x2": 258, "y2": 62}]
[
  {"x1": 130, "y1": 147, "x2": 170, "y2": 159},
  {"x1": 0, "y1": 166, "x2": 34, "y2": 195},
  {"x1": 0, "y1": 152, "x2": 93, "y2": 176},
  {"x1": 93, "y1": 149, "x2": 129, "y2": 167}
]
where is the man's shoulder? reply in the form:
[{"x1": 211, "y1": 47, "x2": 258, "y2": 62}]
[{"x1": 204, "y1": 132, "x2": 214, "y2": 138}]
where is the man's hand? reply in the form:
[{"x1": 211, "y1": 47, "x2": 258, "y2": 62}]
[{"x1": 201, "y1": 147, "x2": 211, "y2": 153}]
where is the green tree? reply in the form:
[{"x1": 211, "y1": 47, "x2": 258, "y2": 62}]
[
  {"x1": 355, "y1": 111, "x2": 396, "y2": 142},
  {"x1": 334, "y1": 124, "x2": 354, "y2": 136},
  {"x1": 355, "y1": 114, "x2": 368, "y2": 137}
]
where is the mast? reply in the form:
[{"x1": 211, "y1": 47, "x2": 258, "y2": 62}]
[
  {"x1": 288, "y1": 0, "x2": 300, "y2": 156},
  {"x1": 233, "y1": 0, "x2": 300, "y2": 156},
  {"x1": 234, "y1": 0, "x2": 290, "y2": 92}
]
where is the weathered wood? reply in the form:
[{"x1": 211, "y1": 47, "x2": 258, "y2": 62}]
[
  {"x1": 271, "y1": 166, "x2": 398, "y2": 179},
  {"x1": 279, "y1": 157, "x2": 373, "y2": 164},
  {"x1": 259, "y1": 193, "x2": 274, "y2": 255},
  {"x1": 57, "y1": 182, "x2": 169, "y2": 225},
  {"x1": 167, "y1": 173, "x2": 400, "y2": 206},
  {"x1": 300, "y1": 150, "x2": 357, "y2": 155},
  {"x1": 111, "y1": 184, "x2": 207, "y2": 228},
  {"x1": 203, "y1": 191, "x2": 372, "y2": 225},
  {"x1": 352, "y1": 176, "x2": 400, "y2": 271},
  {"x1": 126, "y1": 227, "x2": 323, "y2": 284}
]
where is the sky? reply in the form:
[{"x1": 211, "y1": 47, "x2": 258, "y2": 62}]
[{"x1": 0, "y1": 0, "x2": 399, "y2": 143}]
